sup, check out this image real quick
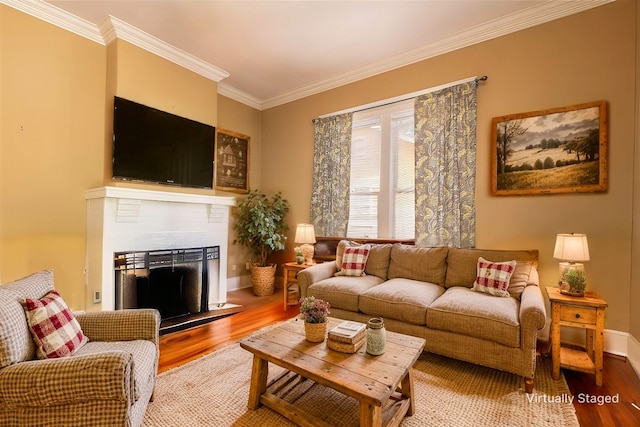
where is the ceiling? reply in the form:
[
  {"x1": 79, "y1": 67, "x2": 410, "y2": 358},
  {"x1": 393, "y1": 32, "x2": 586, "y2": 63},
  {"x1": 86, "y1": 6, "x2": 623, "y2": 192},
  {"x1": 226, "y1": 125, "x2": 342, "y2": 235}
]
[{"x1": 34, "y1": 1, "x2": 610, "y2": 109}]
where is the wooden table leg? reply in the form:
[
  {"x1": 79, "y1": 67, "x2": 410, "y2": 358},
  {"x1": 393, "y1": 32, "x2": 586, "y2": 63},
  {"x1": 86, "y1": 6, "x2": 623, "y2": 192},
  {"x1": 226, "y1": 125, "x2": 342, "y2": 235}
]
[
  {"x1": 247, "y1": 355, "x2": 268, "y2": 409},
  {"x1": 401, "y1": 369, "x2": 416, "y2": 415},
  {"x1": 283, "y1": 268, "x2": 290, "y2": 310},
  {"x1": 551, "y1": 302, "x2": 561, "y2": 380},
  {"x1": 595, "y1": 307, "x2": 605, "y2": 386},
  {"x1": 359, "y1": 403, "x2": 382, "y2": 427}
]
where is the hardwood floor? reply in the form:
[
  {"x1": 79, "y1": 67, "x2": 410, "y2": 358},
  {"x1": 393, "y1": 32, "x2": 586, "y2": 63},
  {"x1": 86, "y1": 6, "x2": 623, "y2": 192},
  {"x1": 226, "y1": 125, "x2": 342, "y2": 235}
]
[
  {"x1": 158, "y1": 287, "x2": 299, "y2": 372},
  {"x1": 564, "y1": 354, "x2": 640, "y2": 426},
  {"x1": 158, "y1": 287, "x2": 640, "y2": 426}
]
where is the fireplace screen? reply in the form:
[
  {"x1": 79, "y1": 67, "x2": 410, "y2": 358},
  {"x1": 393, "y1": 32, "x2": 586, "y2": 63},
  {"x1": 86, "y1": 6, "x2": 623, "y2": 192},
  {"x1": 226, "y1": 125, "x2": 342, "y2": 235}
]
[{"x1": 114, "y1": 246, "x2": 219, "y2": 320}]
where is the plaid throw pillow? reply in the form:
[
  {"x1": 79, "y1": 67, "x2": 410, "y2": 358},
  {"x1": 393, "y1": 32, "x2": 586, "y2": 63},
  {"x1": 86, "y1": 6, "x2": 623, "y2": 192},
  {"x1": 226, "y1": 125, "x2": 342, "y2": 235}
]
[
  {"x1": 473, "y1": 257, "x2": 517, "y2": 297},
  {"x1": 24, "y1": 291, "x2": 87, "y2": 359},
  {"x1": 336, "y1": 245, "x2": 371, "y2": 277}
]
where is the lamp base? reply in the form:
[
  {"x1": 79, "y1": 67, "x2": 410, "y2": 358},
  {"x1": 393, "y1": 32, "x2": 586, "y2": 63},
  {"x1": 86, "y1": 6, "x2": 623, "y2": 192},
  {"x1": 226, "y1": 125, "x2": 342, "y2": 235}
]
[
  {"x1": 559, "y1": 288, "x2": 585, "y2": 297},
  {"x1": 300, "y1": 243, "x2": 314, "y2": 265},
  {"x1": 558, "y1": 262, "x2": 586, "y2": 296}
]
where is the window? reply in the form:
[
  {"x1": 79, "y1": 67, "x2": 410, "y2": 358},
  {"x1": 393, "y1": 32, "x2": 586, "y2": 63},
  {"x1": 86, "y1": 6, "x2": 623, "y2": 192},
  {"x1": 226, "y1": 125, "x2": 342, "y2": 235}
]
[{"x1": 347, "y1": 100, "x2": 415, "y2": 239}]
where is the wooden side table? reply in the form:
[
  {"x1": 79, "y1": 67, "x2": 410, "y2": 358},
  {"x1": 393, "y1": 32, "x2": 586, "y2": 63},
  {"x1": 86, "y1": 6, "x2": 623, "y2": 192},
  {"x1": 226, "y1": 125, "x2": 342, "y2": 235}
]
[
  {"x1": 282, "y1": 261, "x2": 314, "y2": 310},
  {"x1": 547, "y1": 287, "x2": 608, "y2": 386}
]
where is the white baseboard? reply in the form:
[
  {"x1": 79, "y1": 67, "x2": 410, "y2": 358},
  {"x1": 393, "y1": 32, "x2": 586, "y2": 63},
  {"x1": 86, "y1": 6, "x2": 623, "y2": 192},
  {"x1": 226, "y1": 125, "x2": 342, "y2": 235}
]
[
  {"x1": 226, "y1": 275, "x2": 251, "y2": 291},
  {"x1": 627, "y1": 333, "x2": 640, "y2": 378},
  {"x1": 562, "y1": 328, "x2": 639, "y2": 380},
  {"x1": 604, "y1": 328, "x2": 630, "y2": 357}
]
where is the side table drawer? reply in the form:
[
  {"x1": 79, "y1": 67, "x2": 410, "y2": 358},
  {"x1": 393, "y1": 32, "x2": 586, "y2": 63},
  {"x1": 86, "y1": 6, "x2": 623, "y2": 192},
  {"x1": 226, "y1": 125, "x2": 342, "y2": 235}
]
[{"x1": 560, "y1": 305, "x2": 596, "y2": 325}]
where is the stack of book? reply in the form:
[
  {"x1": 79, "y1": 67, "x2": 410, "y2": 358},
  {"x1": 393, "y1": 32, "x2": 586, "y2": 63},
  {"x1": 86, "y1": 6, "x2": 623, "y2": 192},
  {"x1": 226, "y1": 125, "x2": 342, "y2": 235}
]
[{"x1": 327, "y1": 321, "x2": 366, "y2": 353}]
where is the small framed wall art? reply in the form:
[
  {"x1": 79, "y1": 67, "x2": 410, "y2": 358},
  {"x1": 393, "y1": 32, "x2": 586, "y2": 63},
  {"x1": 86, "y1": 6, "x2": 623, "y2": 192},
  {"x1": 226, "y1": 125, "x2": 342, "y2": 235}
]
[
  {"x1": 215, "y1": 128, "x2": 250, "y2": 193},
  {"x1": 490, "y1": 100, "x2": 608, "y2": 196}
]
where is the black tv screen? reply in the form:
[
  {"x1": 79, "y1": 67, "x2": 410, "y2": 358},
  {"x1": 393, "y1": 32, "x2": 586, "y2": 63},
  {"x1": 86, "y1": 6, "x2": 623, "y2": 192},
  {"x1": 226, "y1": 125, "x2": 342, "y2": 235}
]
[{"x1": 112, "y1": 96, "x2": 215, "y2": 189}]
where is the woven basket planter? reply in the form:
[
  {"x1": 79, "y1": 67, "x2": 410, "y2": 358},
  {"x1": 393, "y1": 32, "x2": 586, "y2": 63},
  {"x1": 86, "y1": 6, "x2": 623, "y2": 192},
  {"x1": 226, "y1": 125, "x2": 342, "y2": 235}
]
[
  {"x1": 304, "y1": 321, "x2": 327, "y2": 343},
  {"x1": 251, "y1": 265, "x2": 276, "y2": 296}
]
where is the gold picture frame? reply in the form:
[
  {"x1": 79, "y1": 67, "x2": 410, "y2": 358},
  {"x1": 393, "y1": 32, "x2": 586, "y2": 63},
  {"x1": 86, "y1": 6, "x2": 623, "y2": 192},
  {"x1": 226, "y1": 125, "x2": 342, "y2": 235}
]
[
  {"x1": 214, "y1": 128, "x2": 250, "y2": 193},
  {"x1": 491, "y1": 100, "x2": 608, "y2": 196}
]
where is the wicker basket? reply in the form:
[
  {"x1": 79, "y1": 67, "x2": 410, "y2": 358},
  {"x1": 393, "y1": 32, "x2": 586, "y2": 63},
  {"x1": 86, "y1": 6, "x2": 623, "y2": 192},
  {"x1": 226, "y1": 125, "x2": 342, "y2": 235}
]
[
  {"x1": 251, "y1": 265, "x2": 276, "y2": 296},
  {"x1": 304, "y1": 321, "x2": 327, "y2": 343}
]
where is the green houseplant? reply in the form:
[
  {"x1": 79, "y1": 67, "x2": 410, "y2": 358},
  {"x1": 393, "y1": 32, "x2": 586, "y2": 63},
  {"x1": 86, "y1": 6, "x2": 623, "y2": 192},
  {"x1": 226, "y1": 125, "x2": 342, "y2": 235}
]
[
  {"x1": 234, "y1": 189, "x2": 290, "y2": 295},
  {"x1": 561, "y1": 268, "x2": 587, "y2": 296}
]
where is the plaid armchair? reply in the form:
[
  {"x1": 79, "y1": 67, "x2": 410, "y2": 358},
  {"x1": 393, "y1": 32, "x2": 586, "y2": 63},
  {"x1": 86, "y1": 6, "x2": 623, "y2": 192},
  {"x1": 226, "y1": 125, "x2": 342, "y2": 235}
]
[{"x1": 0, "y1": 270, "x2": 160, "y2": 427}]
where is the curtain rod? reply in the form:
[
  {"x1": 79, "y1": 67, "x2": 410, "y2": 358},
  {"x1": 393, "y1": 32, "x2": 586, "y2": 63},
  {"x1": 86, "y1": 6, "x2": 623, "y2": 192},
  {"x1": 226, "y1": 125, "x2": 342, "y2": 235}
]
[{"x1": 312, "y1": 75, "x2": 487, "y2": 123}]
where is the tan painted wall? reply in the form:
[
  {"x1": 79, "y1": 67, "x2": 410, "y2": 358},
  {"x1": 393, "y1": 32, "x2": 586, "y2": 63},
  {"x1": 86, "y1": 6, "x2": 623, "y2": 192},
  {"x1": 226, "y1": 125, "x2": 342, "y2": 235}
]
[
  {"x1": 217, "y1": 95, "x2": 263, "y2": 280},
  {"x1": 262, "y1": 1, "x2": 637, "y2": 333},
  {"x1": 0, "y1": 7, "x2": 106, "y2": 310},
  {"x1": 631, "y1": 3, "x2": 640, "y2": 343},
  {"x1": 0, "y1": 1, "x2": 638, "y2": 342},
  {"x1": 0, "y1": 7, "x2": 225, "y2": 310}
]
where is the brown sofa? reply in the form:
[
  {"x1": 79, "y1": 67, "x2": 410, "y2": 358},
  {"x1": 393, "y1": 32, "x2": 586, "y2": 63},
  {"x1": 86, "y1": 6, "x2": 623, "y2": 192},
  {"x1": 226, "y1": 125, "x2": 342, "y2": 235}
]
[{"x1": 297, "y1": 243, "x2": 546, "y2": 393}]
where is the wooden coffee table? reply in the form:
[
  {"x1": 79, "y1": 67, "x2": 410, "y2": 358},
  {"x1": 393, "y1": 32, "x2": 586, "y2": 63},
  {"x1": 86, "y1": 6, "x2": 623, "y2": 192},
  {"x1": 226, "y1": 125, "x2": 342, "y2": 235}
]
[{"x1": 240, "y1": 317, "x2": 425, "y2": 427}]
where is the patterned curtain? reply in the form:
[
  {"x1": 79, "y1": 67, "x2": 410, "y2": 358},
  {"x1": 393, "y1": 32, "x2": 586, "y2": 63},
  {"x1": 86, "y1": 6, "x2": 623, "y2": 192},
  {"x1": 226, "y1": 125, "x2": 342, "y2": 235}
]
[
  {"x1": 414, "y1": 82, "x2": 477, "y2": 248},
  {"x1": 310, "y1": 113, "x2": 353, "y2": 236}
]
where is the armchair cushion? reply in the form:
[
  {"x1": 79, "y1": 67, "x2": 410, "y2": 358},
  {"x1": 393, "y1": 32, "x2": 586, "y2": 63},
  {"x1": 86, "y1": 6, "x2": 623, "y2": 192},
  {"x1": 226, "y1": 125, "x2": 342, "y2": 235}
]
[
  {"x1": 23, "y1": 290, "x2": 87, "y2": 359},
  {"x1": 0, "y1": 352, "x2": 135, "y2": 406},
  {"x1": 0, "y1": 270, "x2": 54, "y2": 367}
]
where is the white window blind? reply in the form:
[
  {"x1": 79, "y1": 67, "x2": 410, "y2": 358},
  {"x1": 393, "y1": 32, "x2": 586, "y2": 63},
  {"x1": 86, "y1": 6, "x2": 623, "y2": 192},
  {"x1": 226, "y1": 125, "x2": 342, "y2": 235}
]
[{"x1": 347, "y1": 99, "x2": 414, "y2": 239}]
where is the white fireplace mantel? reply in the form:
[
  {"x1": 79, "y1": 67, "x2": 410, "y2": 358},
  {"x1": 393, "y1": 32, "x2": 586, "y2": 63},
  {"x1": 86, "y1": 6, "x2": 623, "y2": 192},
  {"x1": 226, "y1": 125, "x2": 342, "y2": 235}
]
[{"x1": 84, "y1": 186, "x2": 236, "y2": 311}]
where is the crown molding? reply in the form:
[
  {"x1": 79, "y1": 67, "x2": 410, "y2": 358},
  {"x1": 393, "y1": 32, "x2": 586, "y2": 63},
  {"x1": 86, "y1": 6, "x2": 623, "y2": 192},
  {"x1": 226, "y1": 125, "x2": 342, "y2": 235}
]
[
  {"x1": 1, "y1": 0, "x2": 103, "y2": 43},
  {"x1": 1, "y1": 0, "x2": 229, "y2": 83},
  {"x1": 99, "y1": 15, "x2": 229, "y2": 82},
  {"x1": 217, "y1": 83, "x2": 263, "y2": 110},
  {"x1": 260, "y1": 0, "x2": 615, "y2": 110},
  {"x1": 2, "y1": 0, "x2": 614, "y2": 110}
]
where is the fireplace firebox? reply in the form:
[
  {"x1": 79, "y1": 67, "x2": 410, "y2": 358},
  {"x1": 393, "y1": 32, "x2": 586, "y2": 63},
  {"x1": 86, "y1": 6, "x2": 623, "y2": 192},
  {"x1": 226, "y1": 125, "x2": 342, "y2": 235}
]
[{"x1": 114, "y1": 246, "x2": 219, "y2": 321}]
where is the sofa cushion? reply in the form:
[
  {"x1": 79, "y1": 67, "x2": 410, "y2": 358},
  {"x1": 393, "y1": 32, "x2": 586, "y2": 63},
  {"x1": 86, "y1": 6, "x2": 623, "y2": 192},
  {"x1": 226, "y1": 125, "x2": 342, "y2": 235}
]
[
  {"x1": 445, "y1": 248, "x2": 538, "y2": 298},
  {"x1": 473, "y1": 257, "x2": 516, "y2": 297},
  {"x1": 387, "y1": 244, "x2": 448, "y2": 285},
  {"x1": 308, "y1": 275, "x2": 384, "y2": 312},
  {"x1": 335, "y1": 240, "x2": 362, "y2": 273},
  {"x1": 359, "y1": 278, "x2": 445, "y2": 326},
  {"x1": 364, "y1": 244, "x2": 392, "y2": 280},
  {"x1": 24, "y1": 290, "x2": 88, "y2": 359},
  {"x1": 426, "y1": 286, "x2": 521, "y2": 348},
  {"x1": 335, "y1": 245, "x2": 371, "y2": 277},
  {"x1": 0, "y1": 270, "x2": 55, "y2": 367}
]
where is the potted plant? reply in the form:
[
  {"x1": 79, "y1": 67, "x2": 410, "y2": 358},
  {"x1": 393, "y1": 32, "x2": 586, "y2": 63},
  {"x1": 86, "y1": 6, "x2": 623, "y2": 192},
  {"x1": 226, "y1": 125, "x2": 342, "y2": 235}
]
[
  {"x1": 234, "y1": 189, "x2": 290, "y2": 296},
  {"x1": 299, "y1": 296, "x2": 330, "y2": 342},
  {"x1": 561, "y1": 268, "x2": 587, "y2": 296}
]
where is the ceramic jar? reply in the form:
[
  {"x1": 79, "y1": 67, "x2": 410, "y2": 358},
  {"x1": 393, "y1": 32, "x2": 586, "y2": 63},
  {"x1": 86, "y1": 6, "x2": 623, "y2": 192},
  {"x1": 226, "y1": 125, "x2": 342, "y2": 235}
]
[{"x1": 366, "y1": 317, "x2": 386, "y2": 355}]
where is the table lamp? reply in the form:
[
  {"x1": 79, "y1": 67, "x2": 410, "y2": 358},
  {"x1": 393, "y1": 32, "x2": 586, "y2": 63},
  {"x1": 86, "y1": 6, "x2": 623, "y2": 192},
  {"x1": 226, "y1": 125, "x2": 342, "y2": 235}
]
[
  {"x1": 553, "y1": 233, "x2": 590, "y2": 295},
  {"x1": 295, "y1": 224, "x2": 316, "y2": 265}
]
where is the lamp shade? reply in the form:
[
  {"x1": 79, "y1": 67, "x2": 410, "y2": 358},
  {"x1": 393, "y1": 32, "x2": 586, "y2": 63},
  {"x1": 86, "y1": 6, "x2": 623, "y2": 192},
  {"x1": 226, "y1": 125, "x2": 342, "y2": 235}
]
[
  {"x1": 294, "y1": 224, "x2": 316, "y2": 244},
  {"x1": 553, "y1": 233, "x2": 590, "y2": 262}
]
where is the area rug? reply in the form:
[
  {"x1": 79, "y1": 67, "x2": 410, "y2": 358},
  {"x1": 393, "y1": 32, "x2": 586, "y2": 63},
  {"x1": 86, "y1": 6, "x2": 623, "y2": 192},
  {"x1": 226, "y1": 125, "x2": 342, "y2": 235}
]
[{"x1": 143, "y1": 324, "x2": 578, "y2": 427}]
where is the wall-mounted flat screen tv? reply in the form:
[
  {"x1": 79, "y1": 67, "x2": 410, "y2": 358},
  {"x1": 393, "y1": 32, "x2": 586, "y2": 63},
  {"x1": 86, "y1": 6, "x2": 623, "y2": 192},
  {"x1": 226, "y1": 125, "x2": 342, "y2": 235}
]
[{"x1": 112, "y1": 96, "x2": 215, "y2": 189}]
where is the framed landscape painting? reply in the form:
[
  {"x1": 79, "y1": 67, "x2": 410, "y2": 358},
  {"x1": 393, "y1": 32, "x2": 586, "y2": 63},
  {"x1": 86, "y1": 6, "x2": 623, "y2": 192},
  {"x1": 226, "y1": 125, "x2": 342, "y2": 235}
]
[
  {"x1": 490, "y1": 101, "x2": 608, "y2": 196},
  {"x1": 214, "y1": 129, "x2": 250, "y2": 193}
]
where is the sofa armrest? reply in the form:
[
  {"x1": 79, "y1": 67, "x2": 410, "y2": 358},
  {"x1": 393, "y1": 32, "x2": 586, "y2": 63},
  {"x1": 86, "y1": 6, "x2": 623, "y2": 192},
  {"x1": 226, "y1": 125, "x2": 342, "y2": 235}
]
[
  {"x1": 297, "y1": 262, "x2": 337, "y2": 298},
  {"x1": 76, "y1": 309, "x2": 160, "y2": 346},
  {"x1": 519, "y1": 285, "x2": 547, "y2": 350},
  {"x1": 0, "y1": 352, "x2": 135, "y2": 406}
]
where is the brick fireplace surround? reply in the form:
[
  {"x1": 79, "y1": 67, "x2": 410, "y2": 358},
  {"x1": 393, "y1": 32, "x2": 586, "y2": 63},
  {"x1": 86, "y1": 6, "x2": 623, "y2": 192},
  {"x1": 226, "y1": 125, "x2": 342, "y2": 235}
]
[{"x1": 85, "y1": 186, "x2": 236, "y2": 312}]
